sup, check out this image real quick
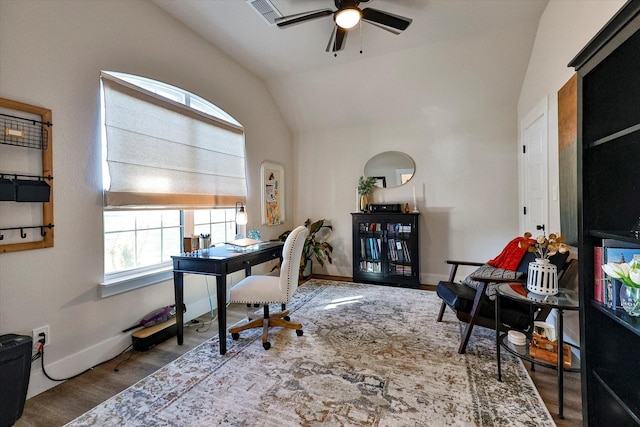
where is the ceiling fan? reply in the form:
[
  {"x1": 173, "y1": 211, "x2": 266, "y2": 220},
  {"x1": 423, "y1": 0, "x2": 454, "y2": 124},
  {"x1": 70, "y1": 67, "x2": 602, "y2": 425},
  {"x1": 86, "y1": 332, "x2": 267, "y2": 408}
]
[{"x1": 275, "y1": 0, "x2": 413, "y2": 53}]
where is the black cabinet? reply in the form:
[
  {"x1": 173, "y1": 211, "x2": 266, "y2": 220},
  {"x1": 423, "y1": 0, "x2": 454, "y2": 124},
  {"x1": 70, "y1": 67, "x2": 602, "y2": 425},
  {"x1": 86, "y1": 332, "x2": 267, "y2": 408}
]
[
  {"x1": 351, "y1": 212, "x2": 420, "y2": 288},
  {"x1": 569, "y1": 3, "x2": 640, "y2": 425}
]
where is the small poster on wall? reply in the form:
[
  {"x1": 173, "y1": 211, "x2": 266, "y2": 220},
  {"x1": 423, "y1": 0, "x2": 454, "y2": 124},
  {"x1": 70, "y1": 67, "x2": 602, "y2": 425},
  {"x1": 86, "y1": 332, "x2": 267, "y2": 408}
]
[{"x1": 261, "y1": 161, "x2": 284, "y2": 225}]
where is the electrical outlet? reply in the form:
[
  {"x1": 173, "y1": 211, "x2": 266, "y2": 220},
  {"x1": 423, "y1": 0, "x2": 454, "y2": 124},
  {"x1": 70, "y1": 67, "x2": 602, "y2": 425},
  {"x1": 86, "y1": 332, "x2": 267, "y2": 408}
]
[{"x1": 32, "y1": 325, "x2": 50, "y2": 351}]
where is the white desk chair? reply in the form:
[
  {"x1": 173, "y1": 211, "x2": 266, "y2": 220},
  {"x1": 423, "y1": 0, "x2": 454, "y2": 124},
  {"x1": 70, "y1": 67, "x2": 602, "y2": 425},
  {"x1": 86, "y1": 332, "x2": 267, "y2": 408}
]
[{"x1": 229, "y1": 225, "x2": 308, "y2": 350}]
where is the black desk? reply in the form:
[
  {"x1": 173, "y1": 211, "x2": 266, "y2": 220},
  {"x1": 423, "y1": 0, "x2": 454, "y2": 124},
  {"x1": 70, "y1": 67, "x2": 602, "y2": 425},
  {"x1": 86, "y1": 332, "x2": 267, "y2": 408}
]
[
  {"x1": 172, "y1": 241, "x2": 284, "y2": 355},
  {"x1": 495, "y1": 283, "x2": 580, "y2": 419}
]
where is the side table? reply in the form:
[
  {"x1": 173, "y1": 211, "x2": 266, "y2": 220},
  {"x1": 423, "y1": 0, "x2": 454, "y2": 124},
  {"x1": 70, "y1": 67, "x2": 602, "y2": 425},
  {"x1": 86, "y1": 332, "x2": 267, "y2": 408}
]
[{"x1": 495, "y1": 283, "x2": 580, "y2": 419}]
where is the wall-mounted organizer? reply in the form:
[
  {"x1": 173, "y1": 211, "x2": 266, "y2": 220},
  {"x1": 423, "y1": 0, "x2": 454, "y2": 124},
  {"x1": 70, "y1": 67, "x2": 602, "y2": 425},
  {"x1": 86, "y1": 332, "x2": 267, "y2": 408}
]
[{"x1": 0, "y1": 98, "x2": 54, "y2": 253}]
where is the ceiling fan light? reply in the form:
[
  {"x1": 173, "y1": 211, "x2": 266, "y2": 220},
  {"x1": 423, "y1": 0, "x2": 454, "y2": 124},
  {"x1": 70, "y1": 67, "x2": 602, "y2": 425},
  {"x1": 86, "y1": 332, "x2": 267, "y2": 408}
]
[{"x1": 335, "y1": 8, "x2": 361, "y2": 29}]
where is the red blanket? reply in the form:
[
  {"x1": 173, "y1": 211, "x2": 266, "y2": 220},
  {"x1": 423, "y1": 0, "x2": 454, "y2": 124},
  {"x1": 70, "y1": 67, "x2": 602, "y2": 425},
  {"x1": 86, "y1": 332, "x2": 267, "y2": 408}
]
[{"x1": 487, "y1": 237, "x2": 532, "y2": 270}]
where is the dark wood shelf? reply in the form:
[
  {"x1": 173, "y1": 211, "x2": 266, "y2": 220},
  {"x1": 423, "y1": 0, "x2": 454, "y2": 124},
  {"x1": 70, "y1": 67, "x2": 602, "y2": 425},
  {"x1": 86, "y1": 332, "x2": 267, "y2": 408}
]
[
  {"x1": 592, "y1": 368, "x2": 640, "y2": 424},
  {"x1": 590, "y1": 299, "x2": 640, "y2": 338},
  {"x1": 587, "y1": 122, "x2": 640, "y2": 149}
]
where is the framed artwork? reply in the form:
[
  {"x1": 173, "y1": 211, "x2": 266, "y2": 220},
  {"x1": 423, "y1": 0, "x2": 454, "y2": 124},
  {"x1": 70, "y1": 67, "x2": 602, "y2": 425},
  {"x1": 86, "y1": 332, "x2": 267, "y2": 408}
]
[{"x1": 261, "y1": 161, "x2": 285, "y2": 225}]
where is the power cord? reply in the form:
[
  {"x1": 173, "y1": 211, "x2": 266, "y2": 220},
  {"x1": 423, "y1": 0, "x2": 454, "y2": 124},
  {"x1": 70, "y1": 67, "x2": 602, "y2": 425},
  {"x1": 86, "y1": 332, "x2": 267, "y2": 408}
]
[{"x1": 31, "y1": 335, "x2": 133, "y2": 382}]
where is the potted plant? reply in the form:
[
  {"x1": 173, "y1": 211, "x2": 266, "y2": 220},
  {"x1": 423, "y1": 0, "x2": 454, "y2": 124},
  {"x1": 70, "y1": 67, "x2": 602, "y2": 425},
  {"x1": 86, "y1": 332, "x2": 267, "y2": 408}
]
[
  {"x1": 278, "y1": 219, "x2": 333, "y2": 279},
  {"x1": 358, "y1": 176, "x2": 377, "y2": 211}
]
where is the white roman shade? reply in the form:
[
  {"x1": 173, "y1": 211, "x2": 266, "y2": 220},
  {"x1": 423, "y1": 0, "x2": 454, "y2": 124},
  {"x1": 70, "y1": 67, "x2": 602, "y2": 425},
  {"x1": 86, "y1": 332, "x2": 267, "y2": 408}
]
[{"x1": 101, "y1": 72, "x2": 247, "y2": 208}]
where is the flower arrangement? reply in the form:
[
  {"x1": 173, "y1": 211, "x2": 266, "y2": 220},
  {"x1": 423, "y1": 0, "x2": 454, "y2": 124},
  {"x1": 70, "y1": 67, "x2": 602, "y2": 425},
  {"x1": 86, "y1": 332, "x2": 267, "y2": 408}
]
[
  {"x1": 518, "y1": 232, "x2": 570, "y2": 260},
  {"x1": 358, "y1": 176, "x2": 377, "y2": 195},
  {"x1": 602, "y1": 261, "x2": 640, "y2": 289}
]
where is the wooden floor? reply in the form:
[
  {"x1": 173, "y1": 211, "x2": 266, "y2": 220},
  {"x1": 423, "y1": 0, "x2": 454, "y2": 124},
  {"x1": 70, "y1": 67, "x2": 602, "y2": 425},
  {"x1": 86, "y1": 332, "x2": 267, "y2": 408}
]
[{"x1": 16, "y1": 284, "x2": 582, "y2": 427}]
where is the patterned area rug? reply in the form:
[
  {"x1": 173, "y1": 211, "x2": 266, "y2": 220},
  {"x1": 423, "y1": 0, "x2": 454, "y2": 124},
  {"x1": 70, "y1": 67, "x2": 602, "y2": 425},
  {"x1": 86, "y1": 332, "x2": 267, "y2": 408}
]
[{"x1": 66, "y1": 280, "x2": 554, "y2": 426}]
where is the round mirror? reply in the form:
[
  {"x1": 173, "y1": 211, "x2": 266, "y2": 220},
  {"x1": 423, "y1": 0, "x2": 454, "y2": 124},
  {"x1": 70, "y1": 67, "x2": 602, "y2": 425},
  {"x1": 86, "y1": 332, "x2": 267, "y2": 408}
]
[{"x1": 364, "y1": 151, "x2": 415, "y2": 188}]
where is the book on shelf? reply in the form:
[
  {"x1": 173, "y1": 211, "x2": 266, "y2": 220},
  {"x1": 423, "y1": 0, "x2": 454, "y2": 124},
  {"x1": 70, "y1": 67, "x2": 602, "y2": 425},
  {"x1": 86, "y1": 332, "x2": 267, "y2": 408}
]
[
  {"x1": 359, "y1": 260, "x2": 381, "y2": 273},
  {"x1": 402, "y1": 241, "x2": 411, "y2": 262},
  {"x1": 602, "y1": 243, "x2": 640, "y2": 309},
  {"x1": 389, "y1": 263, "x2": 412, "y2": 276},
  {"x1": 594, "y1": 246, "x2": 604, "y2": 303}
]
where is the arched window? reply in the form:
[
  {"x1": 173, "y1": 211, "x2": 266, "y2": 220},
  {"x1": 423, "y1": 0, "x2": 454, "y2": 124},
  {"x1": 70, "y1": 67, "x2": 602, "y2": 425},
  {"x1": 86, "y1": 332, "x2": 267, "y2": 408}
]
[{"x1": 100, "y1": 72, "x2": 246, "y2": 296}]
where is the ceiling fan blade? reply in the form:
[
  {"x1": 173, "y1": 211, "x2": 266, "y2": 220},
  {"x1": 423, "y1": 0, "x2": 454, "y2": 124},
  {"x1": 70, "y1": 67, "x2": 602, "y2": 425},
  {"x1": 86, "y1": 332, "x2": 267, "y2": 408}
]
[
  {"x1": 362, "y1": 7, "x2": 412, "y2": 33},
  {"x1": 326, "y1": 25, "x2": 348, "y2": 52},
  {"x1": 276, "y1": 9, "x2": 333, "y2": 28}
]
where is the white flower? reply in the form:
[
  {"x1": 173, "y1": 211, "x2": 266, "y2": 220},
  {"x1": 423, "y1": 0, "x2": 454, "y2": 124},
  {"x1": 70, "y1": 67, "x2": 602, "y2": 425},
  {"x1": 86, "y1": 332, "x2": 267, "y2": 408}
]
[{"x1": 602, "y1": 262, "x2": 640, "y2": 288}]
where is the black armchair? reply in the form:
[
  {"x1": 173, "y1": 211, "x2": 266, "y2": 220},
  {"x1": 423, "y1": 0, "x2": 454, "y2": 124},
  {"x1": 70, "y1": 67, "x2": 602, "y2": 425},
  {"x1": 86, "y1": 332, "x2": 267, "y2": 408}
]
[{"x1": 436, "y1": 252, "x2": 570, "y2": 354}]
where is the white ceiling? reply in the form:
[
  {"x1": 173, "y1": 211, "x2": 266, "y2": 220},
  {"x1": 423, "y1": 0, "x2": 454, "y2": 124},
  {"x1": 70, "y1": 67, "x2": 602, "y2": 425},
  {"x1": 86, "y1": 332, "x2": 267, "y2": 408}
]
[{"x1": 153, "y1": 0, "x2": 549, "y2": 133}]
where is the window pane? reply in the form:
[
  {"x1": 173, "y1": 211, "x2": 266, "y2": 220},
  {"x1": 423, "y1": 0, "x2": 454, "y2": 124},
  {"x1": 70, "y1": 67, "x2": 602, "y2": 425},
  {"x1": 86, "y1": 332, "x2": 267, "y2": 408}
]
[
  {"x1": 105, "y1": 231, "x2": 135, "y2": 274},
  {"x1": 211, "y1": 209, "x2": 228, "y2": 222},
  {"x1": 162, "y1": 210, "x2": 181, "y2": 227},
  {"x1": 163, "y1": 227, "x2": 181, "y2": 261},
  {"x1": 211, "y1": 223, "x2": 227, "y2": 244},
  {"x1": 104, "y1": 212, "x2": 135, "y2": 232},
  {"x1": 136, "y1": 229, "x2": 162, "y2": 267},
  {"x1": 193, "y1": 209, "x2": 210, "y2": 224},
  {"x1": 137, "y1": 211, "x2": 162, "y2": 230}
]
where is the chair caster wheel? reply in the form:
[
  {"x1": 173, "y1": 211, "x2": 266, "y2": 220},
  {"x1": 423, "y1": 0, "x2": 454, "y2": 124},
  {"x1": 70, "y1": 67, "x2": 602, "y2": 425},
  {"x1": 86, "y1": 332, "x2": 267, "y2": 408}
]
[
  {"x1": 231, "y1": 332, "x2": 240, "y2": 340},
  {"x1": 296, "y1": 329, "x2": 303, "y2": 336},
  {"x1": 284, "y1": 316, "x2": 291, "y2": 321},
  {"x1": 263, "y1": 342, "x2": 271, "y2": 350}
]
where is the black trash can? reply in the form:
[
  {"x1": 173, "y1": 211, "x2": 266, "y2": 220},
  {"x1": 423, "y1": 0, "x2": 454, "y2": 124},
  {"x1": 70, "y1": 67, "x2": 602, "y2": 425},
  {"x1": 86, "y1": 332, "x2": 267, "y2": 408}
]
[{"x1": 0, "y1": 334, "x2": 32, "y2": 427}]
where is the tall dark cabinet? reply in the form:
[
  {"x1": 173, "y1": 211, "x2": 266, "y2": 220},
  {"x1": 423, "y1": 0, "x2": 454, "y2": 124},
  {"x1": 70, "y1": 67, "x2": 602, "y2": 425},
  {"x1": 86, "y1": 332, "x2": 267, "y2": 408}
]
[
  {"x1": 569, "y1": 2, "x2": 640, "y2": 425},
  {"x1": 351, "y1": 212, "x2": 420, "y2": 288}
]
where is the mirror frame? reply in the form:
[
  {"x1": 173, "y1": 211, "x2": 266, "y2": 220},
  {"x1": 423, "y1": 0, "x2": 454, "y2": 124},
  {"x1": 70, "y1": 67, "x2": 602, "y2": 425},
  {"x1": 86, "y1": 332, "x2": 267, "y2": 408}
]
[{"x1": 364, "y1": 151, "x2": 415, "y2": 188}]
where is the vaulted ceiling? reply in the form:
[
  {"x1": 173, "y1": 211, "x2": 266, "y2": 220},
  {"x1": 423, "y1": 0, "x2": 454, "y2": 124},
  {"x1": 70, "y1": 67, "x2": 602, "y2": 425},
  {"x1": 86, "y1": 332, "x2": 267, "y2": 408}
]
[{"x1": 153, "y1": 0, "x2": 549, "y2": 133}]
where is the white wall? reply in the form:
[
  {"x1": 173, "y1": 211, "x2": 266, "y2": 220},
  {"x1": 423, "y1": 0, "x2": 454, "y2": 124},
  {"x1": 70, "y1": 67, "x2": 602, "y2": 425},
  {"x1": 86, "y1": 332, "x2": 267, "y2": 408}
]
[
  {"x1": 293, "y1": 106, "x2": 521, "y2": 285},
  {"x1": 0, "y1": 0, "x2": 293, "y2": 397},
  {"x1": 517, "y1": 0, "x2": 625, "y2": 347},
  {"x1": 518, "y1": 0, "x2": 625, "y2": 235}
]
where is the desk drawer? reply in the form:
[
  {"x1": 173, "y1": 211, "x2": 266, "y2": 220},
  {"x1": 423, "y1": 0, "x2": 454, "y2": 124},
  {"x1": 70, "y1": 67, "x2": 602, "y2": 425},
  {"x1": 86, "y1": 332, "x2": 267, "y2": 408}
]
[
  {"x1": 226, "y1": 249, "x2": 280, "y2": 273},
  {"x1": 173, "y1": 258, "x2": 222, "y2": 274}
]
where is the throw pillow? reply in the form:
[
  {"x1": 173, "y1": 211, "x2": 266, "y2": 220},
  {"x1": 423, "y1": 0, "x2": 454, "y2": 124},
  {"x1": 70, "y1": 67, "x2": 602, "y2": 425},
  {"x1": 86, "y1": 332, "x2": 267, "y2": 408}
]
[{"x1": 462, "y1": 264, "x2": 523, "y2": 300}]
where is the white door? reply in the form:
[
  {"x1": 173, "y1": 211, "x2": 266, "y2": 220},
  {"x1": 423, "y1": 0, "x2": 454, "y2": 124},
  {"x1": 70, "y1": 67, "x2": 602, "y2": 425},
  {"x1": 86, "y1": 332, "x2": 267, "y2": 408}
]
[{"x1": 521, "y1": 98, "x2": 549, "y2": 235}]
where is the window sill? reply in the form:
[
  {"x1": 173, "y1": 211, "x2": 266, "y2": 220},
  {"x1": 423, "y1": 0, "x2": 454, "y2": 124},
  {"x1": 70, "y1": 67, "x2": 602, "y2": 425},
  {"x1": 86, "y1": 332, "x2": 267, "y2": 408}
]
[{"x1": 100, "y1": 266, "x2": 173, "y2": 298}]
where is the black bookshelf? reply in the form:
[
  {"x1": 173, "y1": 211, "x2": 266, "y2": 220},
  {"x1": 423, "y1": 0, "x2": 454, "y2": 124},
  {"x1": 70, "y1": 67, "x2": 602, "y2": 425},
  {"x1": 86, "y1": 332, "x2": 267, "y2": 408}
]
[
  {"x1": 351, "y1": 212, "x2": 420, "y2": 288},
  {"x1": 569, "y1": 2, "x2": 640, "y2": 424}
]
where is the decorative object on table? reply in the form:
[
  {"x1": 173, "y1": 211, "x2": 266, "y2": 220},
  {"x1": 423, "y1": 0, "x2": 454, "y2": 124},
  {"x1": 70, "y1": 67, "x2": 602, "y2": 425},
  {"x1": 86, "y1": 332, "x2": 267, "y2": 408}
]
[
  {"x1": 278, "y1": 219, "x2": 333, "y2": 279},
  {"x1": 247, "y1": 229, "x2": 261, "y2": 240},
  {"x1": 234, "y1": 201, "x2": 248, "y2": 238},
  {"x1": 412, "y1": 185, "x2": 419, "y2": 212},
  {"x1": 602, "y1": 256, "x2": 640, "y2": 316},
  {"x1": 529, "y1": 332, "x2": 572, "y2": 367},
  {"x1": 519, "y1": 232, "x2": 569, "y2": 295},
  {"x1": 183, "y1": 235, "x2": 199, "y2": 252},
  {"x1": 260, "y1": 161, "x2": 284, "y2": 225},
  {"x1": 357, "y1": 176, "x2": 377, "y2": 212},
  {"x1": 507, "y1": 330, "x2": 526, "y2": 346},
  {"x1": 369, "y1": 203, "x2": 401, "y2": 212},
  {"x1": 533, "y1": 321, "x2": 556, "y2": 342},
  {"x1": 199, "y1": 233, "x2": 211, "y2": 253}
]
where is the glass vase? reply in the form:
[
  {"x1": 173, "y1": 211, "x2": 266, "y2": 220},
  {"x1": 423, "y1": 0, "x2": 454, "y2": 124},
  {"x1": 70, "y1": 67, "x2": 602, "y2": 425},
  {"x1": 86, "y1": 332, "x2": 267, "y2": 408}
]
[
  {"x1": 619, "y1": 285, "x2": 640, "y2": 317},
  {"x1": 359, "y1": 194, "x2": 369, "y2": 212}
]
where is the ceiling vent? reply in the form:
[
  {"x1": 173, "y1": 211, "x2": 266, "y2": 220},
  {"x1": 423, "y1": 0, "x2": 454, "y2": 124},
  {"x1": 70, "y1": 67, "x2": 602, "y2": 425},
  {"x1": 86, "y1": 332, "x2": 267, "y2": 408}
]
[{"x1": 247, "y1": 0, "x2": 283, "y2": 25}]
